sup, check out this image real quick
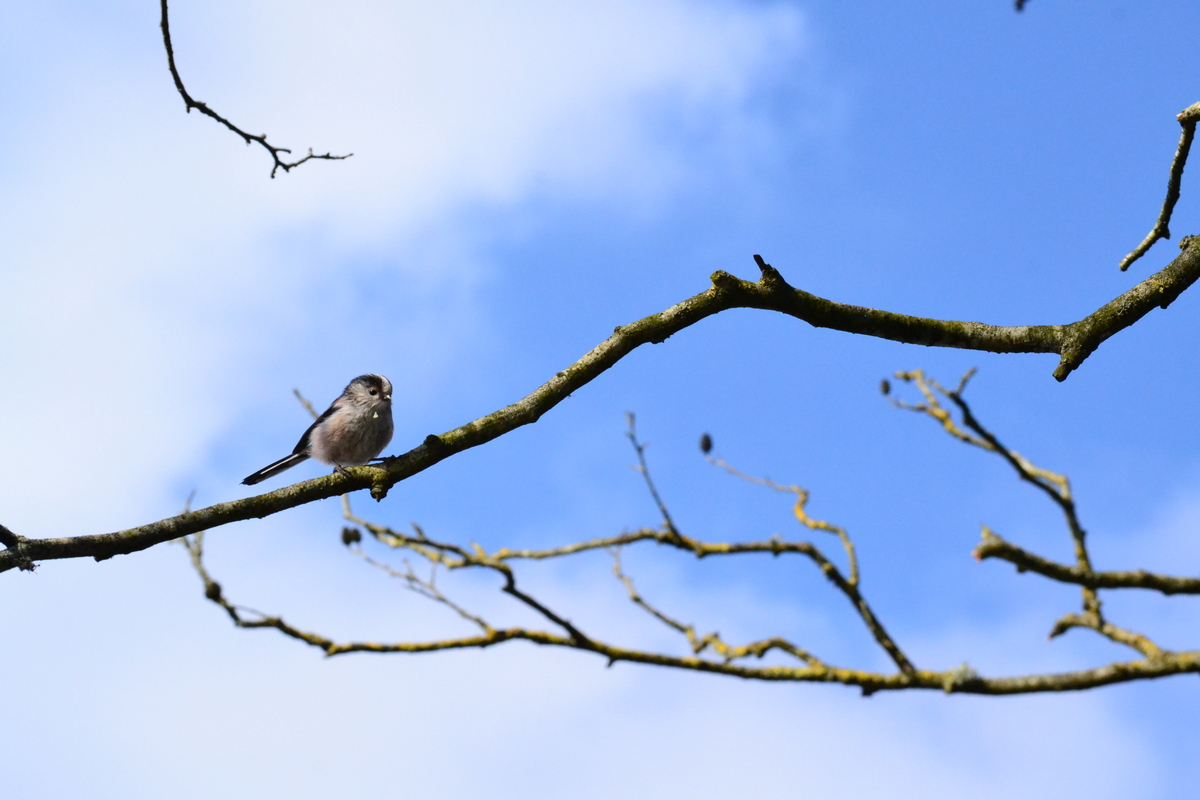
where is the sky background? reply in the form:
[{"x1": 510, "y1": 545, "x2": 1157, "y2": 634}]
[{"x1": 2, "y1": 0, "x2": 1199, "y2": 796}]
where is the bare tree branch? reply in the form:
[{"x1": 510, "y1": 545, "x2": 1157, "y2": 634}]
[
  {"x1": 1048, "y1": 611, "x2": 1164, "y2": 659},
  {"x1": 888, "y1": 369, "x2": 1186, "y2": 665},
  {"x1": 0, "y1": 523, "x2": 34, "y2": 572},
  {"x1": 336, "y1": 420, "x2": 918, "y2": 674},
  {"x1": 973, "y1": 527, "x2": 1200, "y2": 594},
  {"x1": 160, "y1": 0, "x2": 352, "y2": 177},
  {"x1": 0, "y1": 523, "x2": 22, "y2": 552},
  {"x1": 7, "y1": 232, "x2": 1200, "y2": 575},
  {"x1": 705, "y1": 452, "x2": 860, "y2": 586},
  {"x1": 891, "y1": 368, "x2": 1101, "y2": 617},
  {"x1": 183, "y1": 394, "x2": 1200, "y2": 695},
  {"x1": 181, "y1": 548, "x2": 1200, "y2": 695},
  {"x1": 345, "y1": 542, "x2": 498, "y2": 633},
  {"x1": 608, "y1": 546, "x2": 825, "y2": 667},
  {"x1": 1119, "y1": 103, "x2": 1200, "y2": 271},
  {"x1": 625, "y1": 413, "x2": 680, "y2": 537}
]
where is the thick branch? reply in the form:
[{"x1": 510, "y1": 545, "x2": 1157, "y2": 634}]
[
  {"x1": 8, "y1": 243, "x2": 1200, "y2": 574},
  {"x1": 0, "y1": 523, "x2": 34, "y2": 572},
  {"x1": 160, "y1": 0, "x2": 351, "y2": 177},
  {"x1": 0, "y1": 523, "x2": 21, "y2": 551}
]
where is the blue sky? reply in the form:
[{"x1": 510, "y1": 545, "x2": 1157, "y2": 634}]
[{"x1": 2, "y1": 1, "x2": 1199, "y2": 797}]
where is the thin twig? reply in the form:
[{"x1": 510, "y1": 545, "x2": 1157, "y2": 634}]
[
  {"x1": 352, "y1": 548, "x2": 494, "y2": 632},
  {"x1": 1119, "y1": 103, "x2": 1200, "y2": 271},
  {"x1": 342, "y1": 500, "x2": 594, "y2": 647},
  {"x1": 349, "y1": 509, "x2": 915, "y2": 673},
  {"x1": 293, "y1": 389, "x2": 320, "y2": 419},
  {"x1": 159, "y1": 0, "x2": 352, "y2": 177},
  {"x1": 705, "y1": 455, "x2": 859, "y2": 586},
  {"x1": 1048, "y1": 611, "x2": 1164, "y2": 659},
  {"x1": 625, "y1": 413, "x2": 679, "y2": 536},
  {"x1": 609, "y1": 547, "x2": 824, "y2": 666}
]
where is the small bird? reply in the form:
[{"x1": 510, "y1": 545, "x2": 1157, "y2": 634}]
[{"x1": 242, "y1": 374, "x2": 394, "y2": 486}]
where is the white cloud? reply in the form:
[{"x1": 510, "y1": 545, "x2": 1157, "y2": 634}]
[
  {"x1": 0, "y1": 538, "x2": 1160, "y2": 799},
  {"x1": 0, "y1": 0, "x2": 817, "y2": 534},
  {"x1": 1, "y1": 4, "x2": 1191, "y2": 798}
]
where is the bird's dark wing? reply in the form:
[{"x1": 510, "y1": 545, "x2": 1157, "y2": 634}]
[
  {"x1": 241, "y1": 400, "x2": 342, "y2": 486},
  {"x1": 292, "y1": 401, "x2": 341, "y2": 455}
]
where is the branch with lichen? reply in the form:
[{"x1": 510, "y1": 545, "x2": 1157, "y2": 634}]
[
  {"x1": 887, "y1": 367, "x2": 1099, "y2": 625},
  {"x1": 183, "y1": 399, "x2": 1200, "y2": 695},
  {"x1": 1119, "y1": 102, "x2": 1200, "y2": 271},
  {"x1": 972, "y1": 529, "x2": 1200, "y2": 594},
  {"x1": 5, "y1": 103, "x2": 1200, "y2": 574},
  {"x1": 7, "y1": 212, "x2": 1200, "y2": 577},
  {"x1": 885, "y1": 369, "x2": 1199, "y2": 662}
]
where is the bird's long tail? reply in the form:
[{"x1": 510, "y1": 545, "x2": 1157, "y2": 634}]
[{"x1": 242, "y1": 452, "x2": 310, "y2": 486}]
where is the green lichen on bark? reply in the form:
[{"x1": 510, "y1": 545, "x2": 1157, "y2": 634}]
[{"x1": 7, "y1": 245, "x2": 1200, "y2": 574}]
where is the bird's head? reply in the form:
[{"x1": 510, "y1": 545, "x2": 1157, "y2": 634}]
[{"x1": 345, "y1": 373, "x2": 392, "y2": 408}]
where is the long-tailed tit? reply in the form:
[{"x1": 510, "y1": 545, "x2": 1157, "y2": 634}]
[{"x1": 242, "y1": 374, "x2": 394, "y2": 486}]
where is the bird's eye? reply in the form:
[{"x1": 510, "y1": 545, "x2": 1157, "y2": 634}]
[{"x1": 369, "y1": 388, "x2": 378, "y2": 396}]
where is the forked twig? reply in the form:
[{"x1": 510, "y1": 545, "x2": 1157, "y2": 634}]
[
  {"x1": 609, "y1": 546, "x2": 824, "y2": 667},
  {"x1": 888, "y1": 369, "x2": 1176, "y2": 656},
  {"x1": 160, "y1": 0, "x2": 352, "y2": 177},
  {"x1": 185, "y1": 381, "x2": 1200, "y2": 695},
  {"x1": 1118, "y1": 102, "x2": 1200, "y2": 271},
  {"x1": 625, "y1": 413, "x2": 679, "y2": 536},
  {"x1": 705, "y1": 454, "x2": 859, "y2": 586}
]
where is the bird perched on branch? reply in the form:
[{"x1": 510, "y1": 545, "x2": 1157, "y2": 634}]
[{"x1": 242, "y1": 374, "x2": 394, "y2": 486}]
